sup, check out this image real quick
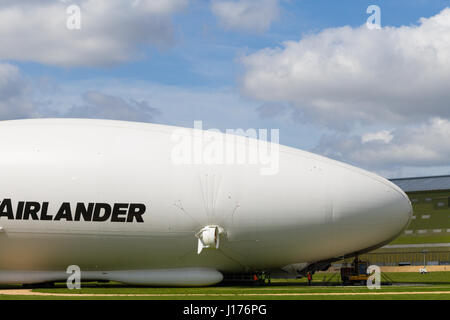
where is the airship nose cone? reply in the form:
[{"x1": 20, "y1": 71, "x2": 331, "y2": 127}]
[
  {"x1": 331, "y1": 169, "x2": 412, "y2": 254},
  {"x1": 381, "y1": 179, "x2": 413, "y2": 233}
]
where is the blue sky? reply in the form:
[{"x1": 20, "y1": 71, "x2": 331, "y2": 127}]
[
  {"x1": 1, "y1": 0, "x2": 450, "y2": 178},
  {"x1": 16, "y1": 1, "x2": 449, "y2": 84}
]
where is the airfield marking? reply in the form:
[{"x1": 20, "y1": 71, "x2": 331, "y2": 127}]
[{"x1": 1, "y1": 289, "x2": 450, "y2": 297}]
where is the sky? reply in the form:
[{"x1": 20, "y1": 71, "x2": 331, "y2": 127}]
[{"x1": 1, "y1": 0, "x2": 450, "y2": 178}]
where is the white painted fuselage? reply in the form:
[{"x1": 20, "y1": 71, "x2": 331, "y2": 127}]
[{"x1": 0, "y1": 119, "x2": 412, "y2": 286}]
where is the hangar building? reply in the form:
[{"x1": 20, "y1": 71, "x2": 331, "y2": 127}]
[{"x1": 359, "y1": 175, "x2": 450, "y2": 266}]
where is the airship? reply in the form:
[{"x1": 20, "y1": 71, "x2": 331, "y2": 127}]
[{"x1": 0, "y1": 119, "x2": 412, "y2": 286}]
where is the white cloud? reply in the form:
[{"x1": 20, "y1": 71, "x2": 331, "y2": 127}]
[
  {"x1": 256, "y1": 102, "x2": 287, "y2": 119},
  {"x1": 0, "y1": 63, "x2": 36, "y2": 120},
  {"x1": 64, "y1": 91, "x2": 161, "y2": 122},
  {"x1": 0, "y1": 66, "x2": 163, "y2": 122},
  {"x1": 211, "y1": 0, "x2": 279, "y2": 32},
  {"x1": 314, "y1": 118, "x2": 450, "y2": 173},
  {"x1": 361, "y1": 130, "x2": 393, "y2": 144},
  {"x1": 33, "y1": 78, "x2": 263, "y2": 132},
  {"x1": 0, "y1": 0, "x2": 187, "y2": 67},
  {"x1": 240, "y1": 8, "x2": 450, "y2": 129}
]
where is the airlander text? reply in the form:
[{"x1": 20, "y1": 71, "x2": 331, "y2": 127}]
[{"x1": 0, "y1": 199, "x2": 146, "y2": 223}]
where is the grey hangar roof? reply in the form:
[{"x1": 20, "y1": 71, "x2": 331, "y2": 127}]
[{"x1": 390, "y1": 175, "x2": 450, "y2": 193}]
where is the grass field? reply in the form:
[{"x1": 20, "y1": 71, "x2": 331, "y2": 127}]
[{"x1": 0, "y1": 272, "x2": 449, "y2": 300}]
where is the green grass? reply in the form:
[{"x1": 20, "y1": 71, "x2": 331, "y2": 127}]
[
  {"x1": 1, "y1": 272, "x2": 449, "y2": 300},
  {"x1": 1, "y1": 294, "x2": 449, "y2": 300}
]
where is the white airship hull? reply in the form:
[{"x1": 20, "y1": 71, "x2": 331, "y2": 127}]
[
  {"x1": 0, "y1": 269, "x2": 224, "y2": 287},
  {"x1": 0, "y1": 119, "x2": 412, "y2": 286}
]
